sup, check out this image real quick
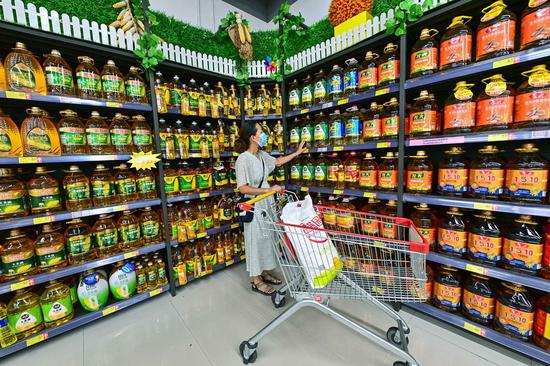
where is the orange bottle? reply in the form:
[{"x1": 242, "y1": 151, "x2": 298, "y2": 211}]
[
  {"x1": 475, "y1": 74, "x2": 515, "y2": 131},
  {"x1": 467, "y1": 211, "x2": 502, "y2": 266},
  {"x1": 439, "y1": 16, "x2": 473, "y2": 70},
  {"x1": 432, "y1": 265, "x2": 463, "y2": 313},
  {"x1": 378, "y1": 152, "x2": 398, "y2": 191},
  {"x1": 502, "y1": 215, "x2": 543, "y2": 275},
  {"x1": 443, "y1": 81, "x2": 476, "y2": 134},
  {"x1": 378, "y1": 43, "x2": 399, "y2": 87},
  {"x1": 358, "y1": 152, "x2": 378, "y2": 190},
  {"x1": 476, "y1": 1, "x2": 516, "y2": 61},
  {"x1": 438, "y1": 146, "x2": 469, "y2": 196},
  {"x1": 362, "y1": 102, "x2": 382, "y2": 141},
  {"x1": 520, "y1": 0, "x2": 550, "y2": 50},
  {"x1": 494, "y1": 282, "x2": 534, "y2": 341},
  {"x1": 406, "y1": 150, "x2": 433, "y2": 194},
  {"x1": 505, "y1": 144, "x2": 549, "y2": 203},
  {"x1": 534, "y1": 293, "x2": 550, "y2": 351},
  {"x1": 410, "y1": 29, "x2": 439, "y2": 78},
  {"x1": 437, "y1": 207, "x2": 468, "y2": 257},
  {"x1": 514, "y1": 64, "x2": 550, "y2": 128},
  {"x1": 409, "y1": 90, "x2": 440, "y2": 137},
  {"x1": 410, "y1": 203, "x2": 437, "y2": 250},
  {"x1": 381, "y1": 98, "x2": 399, "y2": 139}
]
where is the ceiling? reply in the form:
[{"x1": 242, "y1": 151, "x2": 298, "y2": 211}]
[{"x1": 222, "y1": 0, "x2": 298, "y2": 22}]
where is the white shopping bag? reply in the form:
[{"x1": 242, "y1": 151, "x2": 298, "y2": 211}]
[{"x1": 280, "y1": 195, "x2": 342, "y2": 288}]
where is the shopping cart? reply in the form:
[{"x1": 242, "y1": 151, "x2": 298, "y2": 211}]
[{"x1": 238, "y1": 191, "x2": 429, "y2": 366}]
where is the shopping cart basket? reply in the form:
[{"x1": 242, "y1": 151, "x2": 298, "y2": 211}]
[{"x1": 238, "y1": 191, "x2": 429, "y2": 366}]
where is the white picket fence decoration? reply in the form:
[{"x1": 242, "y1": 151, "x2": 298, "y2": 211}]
[{"x1": 0, "y1": 0, "x2": 448, "y2": 79}]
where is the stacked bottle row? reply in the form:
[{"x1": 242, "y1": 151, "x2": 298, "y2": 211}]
[
  {"x1": 426, "y1": 264, "x2": 550, "y2": 351},
  {"x1": 243, "y1": 84, "x2": 283, "y2": 117},
  {"x1": 0, "y1": 164, "x2": 158, "y2": 219},
  {"x1": 0, "y1": 252, "x2": 168, "y2": 347},
  {"x1": 0, "y1": 108, "x2": 154, "y2": 157},
  {"x1": 0, "y1": 43, "x2": 148, "y2": 102},
  {"x1": 0, "y1": 207, "x2": 163, "y2": 280},
  {"x1": 154, "y1": 72, "x2": 240, "y2": 117},
  {"x1": 172, "y1": 227, "x2": 245, "y2": 279}
]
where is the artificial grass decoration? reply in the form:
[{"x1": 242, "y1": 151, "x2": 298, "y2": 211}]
[{"x1": 373, "y1": 0, "x2": 401, "y2": 16}]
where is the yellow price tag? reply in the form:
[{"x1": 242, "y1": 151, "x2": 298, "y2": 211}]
[
  {"x1": 363, "y1": 192, "x2": 375, "y2": 198},
  {"x1": 26, "y1": 333, "x2": 47, "y2": 347},
  {"x1": 18, "y1": 157, "x2": 39, "y2": 164},
  {"x1": 197, "y1": 232, "x2": 206, "y2": 238},
  {"x1": 226, "y1": 260, "x2": 235, "y2": 267},
  {"x1": 473, "y1": 203, "x2": 494, "y2": 211},
  {"x1": 333, "y1": 189, "x2": 343, "y2": 195},
  {"x1": 376, "y1": 142, "x2": 390, "y2": 148},
  {"x1": 5, "y1": 91, "x2": 28, "y2": 100},
  {"x1": 333, "y1": 146, "x2": 344, "y2": 151},
  {"x1": 149, "y1": 288, "x2": 163, "y2": 297},
  {"x1": 300, "y1": 186, "x2": 309, "y2": 192},
  {"x1": 228, "y1": 115, "x2": 236, "y2": 119},
  {"x1": 106, "y1": 101, "x2": 122, "y2": 108},
  {"x1": 231, "y1": 223, "x2": 239, "y2": 229},
  {"x1": 487, "y1": 133, "x2": 509, "y2": 142},
  {"x1": 375, "y1": 88, "x2": 390, "y2": 96},
  {"x1": 199, "y1": 192, "x2": 210, "y2": 198},
  {"x1": 493, "y1": 57, "x2": 518, "y2": 69},
  {"x1": 337, "y1": 98, "x2": 349, "y2": 105},
  {"x1": 464, "y1": 322, "x2": 485, "y2": 336},
  {"x1": 465, "y1": 264, "x2": 488, "y2": 275},
  {"x1": 300, "y1": 108, "x2": 309, "y2": 114},
  {"x1": 33, "y1": 216, "x2": 53, "y2": 225},
  {"x1": 11, "y1": 279, "x2": 32, "y2": 291},
  {"x1": 240, "y1": 254, "x2": 246, "y2": 260},
  {"x1": 102, "y1": 305, "x2": 119, "y2": 316},
  {"x1": 112, "y1": 205, "x2": 127, "y2": 212},
  {"x1": 123, "y1": 251, "x2": 138, "y2": 259},
  {"x1": 233, "y1": 152, "x2": 239, "y2": 156}
]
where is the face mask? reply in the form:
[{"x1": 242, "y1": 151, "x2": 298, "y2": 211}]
[{"x1": 258, "y1": 132, "x2": 268, "y2": 147}]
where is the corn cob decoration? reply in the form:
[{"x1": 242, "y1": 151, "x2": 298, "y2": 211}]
[
  {"x1": 110, "y1": 0, "x2": 146, "y2": 36},
  {"x1": 228, "y1": 13, "x2": 253, "y2": 60}
]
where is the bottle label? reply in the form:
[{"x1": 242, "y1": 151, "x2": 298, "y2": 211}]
[
  {"x1": 515, "y1": 90, "x2": 550, "y2": 123},
  {"x1": 115, "y1": 178, "x2": 136, "y2": 195},
  {"x1": 476, "y1": 96, "x2": 514, "y2": 126},
  {"x1": 142, "y1": 220, "x2": 160, "y2": 238},
  {"x1": 120, "y1": 224, "x2": 140, "y2": 243},
  {"x1": 76, "y1": 71, "x2": 101, "y2": 91},
  {"x1": 214, "y1": 169, "x2": 228, "y2": 187},
  {"x1": 362, "y1": 118, "x2": 381, "y2": 139},
  {"x1": 28, "y1": 187, "x2": 61, "y2": 210},
  {"x1": 359, "y1": 66, "x2": 377, "y2": 88},
  {"x1": 323, "y1": 211, "x2": 336, "y2": 226},
  {"x1": 198, "y1": 98, "x2": 207, "y2": 116},
  {"x1": 302, "y1": 164, "x2": 314, "y2": 181},
  {"x1": 178, "y1": 175, "x2": 196, "y2": 191},
  {"x1": 378, "y1": 170, "x2": 397, "y2": 189},
  {"x1": 289, "y1": 90, "x2": 300, "y2": 106},
  {"x1": 345, "y1": 116, "x2": 360, "y2": 137},
  {"x1": 0, "y1": 132, "x2": 13, "y2": 153},
  {"x1": 344, "y1": 164, "x2": 360, "y2": 183},
  {"x1": 36, "y1": 244, "x2": 66, "y2": 268},
  {"x1": 419, "y1": 228, "x2": 436, "y2": 246},
  {"x1": 438, "y1": 228, "x2": 467, "y2": 254},
  {"x1": 444, "y1": 102, "x2": 476, "y2": 129},
  {"x1": 60, "y1": 126, "x2": 86, "y2": 146},
  {"x1": 289, "y1": 128, "x2": 300, "y2": 144},
  {"x1": 468, "y1": 233, "x2": 502, "y2": 262},
  {"x1": 361, "y1": 217, "x2": 378, "y2": 235},
  {"x1": 169, "y1": 89, "x2": 182, "y2": 106},
  {"x1": 189, "y1": 134, "x2": 202, "y2": 151},
  {"x1": 314, "y1": 81, "x2": 327, "y2": 99},
  {"x1": 328, "y1": 75, "x2": 342, "y2": 95},
  {"x1": 344, "y1": 70, "x2": 358, "y2": 91},
  {"x1": 93, "y1": 228, "x2": 117, "y2": 249},
  {"x1": 302, "y1": 86, "x2": 312, "y2": 103},
  {"x1": 164, "y1": 176, "x2": 179, "y2": 193},
  {"x1": 336, "y1": 214, "x2": 354, "y2": 229},
  {"x1": 45, "y1": 65, "x2": 73, "y2": 88},
  {"x1": 66, "y1": 181, "x2": 90, "y2": 201},
  {"x1": 433, "y1": 282, "x2": 461, "y2": 309},
  {"x1": 137, "y1": 177, "x2": 155, "y2": 193},
  {"x1": 476, "y1": 20, "x2": 516, "y2": 59},
  {"x1": 438, "y1": 168, "x2": 468, "y2": 193},
  {"x1": 8, "y1": 305, "x2": 43, "y2": 334},
  {"x1": 407, "y1": 170, "x2": 432, "y2": 191},
  {"x1": 410, "y1": 110, "x2": 437, "y2": 133},
  {"x1": 111, "y1": 128, "x2": 131, "y2": 146},
  {"x1": 67, "y1": 234, "x2": 92, "y2": 255},
  {"x1": 359, "y1": 170, "x2": 377, "y2": 188},
  {"x1": 503, "y1": 238, "x2": 543, "y2": 270},
  {"x1": 290, "y1": 164, "x2": 302, "y2": 180},
  {"x1": 410, "y1": 48, "x2": 438, "y2": 74},
  {"x1": 381, "y1": 116, "x2": 398, "y2": 137},
  {"x1": 521, "y1": 8, "x2": 550, "y2": 47},
  {"x1": 9, "y1": 62, "x2": 37, "y2": 90},
  {"x1": 463, "y1": 289, "x2": 495, "y2": 321},
  {"x1": 313, "y1": 123, "x2": 328, "y2": 142},
  {"x1": 0, "y1": 190, "x2": 26, "y2": 215},
  {"x1": 440, "y1": 34, "x2": 472, "y2": 68},
  {"x1": 378, "y1": 60, "x2": 399, "y2": 84},
  {"x1": 1, "y1": 251, "x2": 35, "y2": 275},
  {"x1": 132, "y1": 129, "x2": 152, "y2": 146},
  {"x1": 469, "y1": 169, "x2": 505, "y2": 196},
  {"x1": 329, "y1": 119, "x2": 344, "y2": 139},
  {"x1": 495, "y1": 301, "x2": 534, "y2": 337},
  {"x1": 505, "y1": 169, "x2": 548, "y2": 199},
  {"x1": 102, "y1": 74, "x2": 124, "y2": 93},
  {"x1": 276, "y1": 167, "x2": 285, "y2": 182},
  {"x1": 26, "y1": 127, "x2": 52, "y2": 152},
  {"x1": 327, "y1": 165, "x2": 339, "y2": 182},
  {"x1": 535, "y1": 308, "x2": 550, "y2": 340},
  {"x1": 92, "y1": 180, "x2": 115, "y2": 198},
  {"x1": 301, "y1": 126, "x2": 313, "y2": 142},
  {"x1": 314, "y1": 165, "x2": 327, "y2": 182},
  {"x1": 125, "y1": 79, "x2": 146, "y2": 98},
  {"x1": 86, "y1": 127, "x2": 110, "y2": 146},
  {"x1": 42, "y1": 297, "x2": 73, "y2": 323},
  {"x1": 197, "y1": 173, "x2": 212, "y2": 189}
]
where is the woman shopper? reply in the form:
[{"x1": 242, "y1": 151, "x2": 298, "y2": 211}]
[{"x1": 235, "y1": 121, "x2": 306, "y2": 296}]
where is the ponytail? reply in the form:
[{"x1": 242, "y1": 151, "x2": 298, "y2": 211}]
[
  {"x1": 234, "y1": 137, "x2": 248, "y2": 154},
  {"x1": 234, "y1": 121, "x2": 259, "y2": 154}
]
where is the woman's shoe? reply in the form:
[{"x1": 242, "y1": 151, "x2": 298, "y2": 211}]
[{"x1": 251, "y1": 281, "x2": 276, "y2": 296}]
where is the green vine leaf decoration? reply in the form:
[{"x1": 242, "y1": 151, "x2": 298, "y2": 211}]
[
  {"x1": 216, "y1": 11, "x2": 251, "y2": 87},
  {"x1": 385, "y1": 0, "x2": 433, "y2": 36},
  {"x1": 131, "y1": 0, "x2": 164, "y2": 73}
]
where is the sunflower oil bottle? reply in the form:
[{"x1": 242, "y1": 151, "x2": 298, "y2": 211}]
[
  {"x1": 27, "y1": 166, "x2": 62, "y2": 214},
  {"x1": 7, "y1": 288, "x2": 44, "y2": 340},
  {"x1": 40, "y1": 280, "x2": 74, "y2": 328},
  {"x1": 136, "y1": 169, "x2": 157, "y2": 200},
  {"x1": 58, "y1": 109, "x2": 87, "y2": 154},
  {"x1": 131, "y1": 115, "x2": 153, "y2": 152},
  {"x1": 65, "y1": 218, "x2": 95, "y2": 264},
  {"x1": 92, "y1": 214, "x2": 118, "y2": 257},
  {"x1": 43, "y1": 49, "x2": 74, "y2": 95},
  {"x1": 75, "y1": 56, "x2": 102, "y2": 99},
  {"x1": 118, "y1": 210, "x2": 142, "y2": 251},
  {"x1": 90, "y1": 164, "x2": 117, "y2": 206},
  {"x1": 110, "y1": 113, "x2": 134, "y2": 154},
  {"x1": 0, "y1": 109, "x2": 22, "y2": 157},
  {"x1": 0, "y1": 302, "x2": 17, "y2": 347},
  {"x1": 124, "y1": 66, "x2": 148, "y2": 103},
  {"x1": 114, "y1": 163, "x2": 138, "y2": 202},
  {"x1": 21, "y1": 107, "x2": 61, "y2": 156},
  {"x1": 140, "y1": 206, "x2": 161, "y2": 245},
  {"x1": 63, "y1": 165, "x2": 92, "y2": 210},
  {"x1": 109, "y1": 261, "x2": 136, "y2": 300},
  {"x1": 34, "y1": 224, "x2": 67, "y2": 271},
  {"x1": 86, "y1": 111, "x2": 113, "y2": 154},
  {"x1": 101, "y1": 60, "x2": 125, "y2": 101},
  {"x1": 0, "y1": 168, "x2": 27, "y2": 218},
  {"x1": 4, "y1": 42, "x2": 46, "y2": 94},
  {"x1": 0, "y1": 229, "x2": 36, "y2": 278}
]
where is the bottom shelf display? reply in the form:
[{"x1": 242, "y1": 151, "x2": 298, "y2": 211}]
[
  {"x1": 175, "y1": 254, "x2": 246, "y2": 287},
  {"x1": 405, "y1": 302, "x2": 550, "y2": 364}
]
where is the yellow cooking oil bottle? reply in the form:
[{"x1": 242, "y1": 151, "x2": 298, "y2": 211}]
[
  {"x1": 4, "y1": 42, "x2": 47, "y2": 94},
  {"x1": 65, "y1": 218, "x2": 95, "y2": 264},
  {"x1": 21, "y1": 107, "x2": 61, "y2": 156},
  {"x1": 0, "y1": 54, "x2": 6, "y2": 90},
  {"x1": 86, "y1": 111, "x2": 113, "y2": 154},
  {"x1": 7, "y1": 288, "x2": 44, "y2": 340},
  {"x1": 0, "y1": 109, "x2": 22, "y2": 156},
  {"x1": 0, "y1": 301, "x2": 17, "y2": 347},
  {"x1": 39, "y1": 280, "x2": 74, "y2": 328},
  {"x1": 0, "y1": 229, "x2": 36, "y2": 278}
]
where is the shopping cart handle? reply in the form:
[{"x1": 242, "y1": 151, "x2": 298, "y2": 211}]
[{"x1": 239, "y1": 189, "x2": 283, "y2": 210}]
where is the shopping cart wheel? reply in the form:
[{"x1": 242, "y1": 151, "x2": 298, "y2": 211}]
[
  {"x1": 239, "y1": 341, "x2": 257, "y2": 364},
  {"x1": 393, "y1": 361, "x2": 409, "y2": 366},
  {"x1": 386, "y1": 327, "x2": 409, "y2": 346},
  {"x1": 271, "y1": 290, "x2": 286, "y2": 308}
]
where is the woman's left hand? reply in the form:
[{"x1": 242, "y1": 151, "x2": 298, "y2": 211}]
[{"x1": 295, "y1": 140, "x2": 308, "y2": 155}]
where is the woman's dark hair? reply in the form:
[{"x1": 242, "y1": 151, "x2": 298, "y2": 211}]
[{"x1": 235, "y1": 121, "x2": 259, "y2": 153}]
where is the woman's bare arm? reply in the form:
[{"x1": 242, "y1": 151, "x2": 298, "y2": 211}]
[
  {"x1": 275, "y1": 140, "x2": 307, "y2": 167},
  {"x1": 238, "y1": 184, "x2": 273, "y2": 196}
]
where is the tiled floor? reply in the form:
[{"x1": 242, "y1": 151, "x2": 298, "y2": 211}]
[{"x1": 2, "y1": 262, "x2": 538, "y2": 366}]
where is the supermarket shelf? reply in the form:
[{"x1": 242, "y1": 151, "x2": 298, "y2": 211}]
[
  {"x1": 0, "y1": 154, "x2": 132, "y2": 165},
  {"x1": 166, "y1": 188, "x2": 236, "y2": 204},
  {"x1": 176, "y1": 254, "x2": 246, "y2": 287},
  {"x1": 0, "y1": 243, "x2": 166, "y2": 296},
  {"x1": 285, "y1": 85, "x2": 399, "y2": 118},
  {"x1": 403, "y1": 194, "x2": 550, "y2": 217},
  {"x1": 163, "y1": 107, "x2": 238, "y2": 120},
  {"x1": 0, "y1": 90, "x2": 152, "y2": 111},
  {"x1": 286, "y1": 184, "x2": 398, "y2": 200},
  {"x1": 407, "y1": 127, "x2": 550, "y2": 147},
  {"x1": 179, "y1": 150, "x2": 282, "y2": 158},
  {"x1": 244, "y1": 114, "x2": 282, "y2": 121},
  {"x1": 170, "y1": 223, "x2": 242, "y2": 246},
  {"x1": 0, "y1": 199, "x2": 161, "y2": 231},
  {"x1": 405, "y1": 44, "x2": 550, "y2": 90},
  {"x1": 405, "y1": 302, "x2": 550, "y2": 365},
  {"x1": 287, "y1": 140, "x2": 397, "y2": 154},
  {"x1": 0, "y1": 284, "x2": 169, "y2": 358},
  {"x1": 427, "y1": 252, "x2": 550, "y2": 292}
]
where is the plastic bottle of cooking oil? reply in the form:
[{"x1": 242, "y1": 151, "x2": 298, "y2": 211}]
[
  {"x1": 43, "y1": 49, "x2": 74, "y2": 96},
  {"x1": 7, "y1": 289, "x2": 44, "y2": 340},
  {"x1": 65, "y1": 218, "x2": 95, "y2": 264},
  {"x1": 4, "y1": 42, "x2": 47, "y2": 94},
  {"x1": 39, "y1": 280, "x2": 74, "y2": 328},
  {"x1": 0, "y1": 109, "x2": 22, "y2": 157},
  {"x1": 108, "y1": 261, "x2": 136, "y2": 300},
  {"x1": 114, "y1": 163, "x2": 138, "y2": 202},
  {"x1": 101, "y1": 60, "x2": 125, "y2": 101},
  {"x1": 75, "y1": 56, "x2": 102, "y2": 99},
  {"x1": 135, "y1": 264, "x2": 148, "y2": 293},
  {"x1": 131, "y1": 115, "x2": 153, "y2": 153},
  {"x1": 58, "y1": 109, "x2": 87, "y2": 154},
  {"x1": 0, "y1": 168, "x2": 27, "y2": 218},
  {"x1": 0, "y1": 301, "x2": 17, "y2": 347},
  {"x1": 34, "y1": 223, "x2": 67, "y2": 272},
  {"x1": 124, "y1": 66, "x2": 148, "y2": 104},
  {"x1": 0, "y1": 229, "x2": 36, "y2": 278},
  {"x1": 27, "y1": 166, "x2": 62, "y2": 214},
  {"x1": 62, "y1": 165, "x2": 92, "y2": 210},
  {"x1": 90, "y1": 164, "x2": 117, "y2": 206},
  {"x1": 0, "y1": 55, "x2": 6, "y2": 90},
  {"x1": 146, "y1": 261, "x2": 158, "y2": 290},
  {"x1": 21, "y1": 107, "x2": 61, "y2": 156},
  {"x1": 86, "y1": 111, "x2": 113, "y2": 154},
  {"x1": 110, "y1": 113, "x2": 134, "y2": 154},
  {"x1": 140, "y1": 206, "x2": 161, "y2": 245},
  {"x1": 118, "y1": 210, "x2": 142, "y2": 251},
  {"x1": 92, "y1": 214, "x2": 118, "y2": 257},
  {"x1": 156, "y1": 258, "x2": 168, "y2": 286}
]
